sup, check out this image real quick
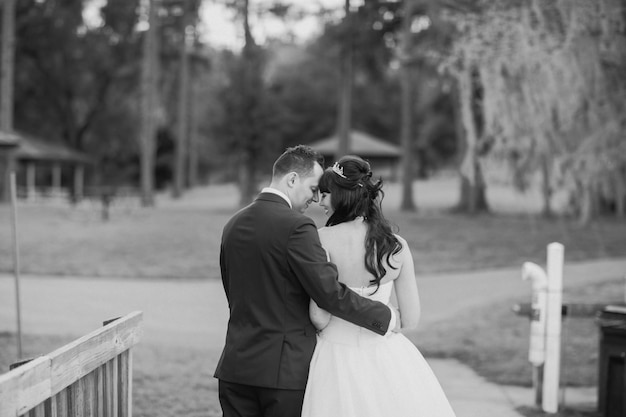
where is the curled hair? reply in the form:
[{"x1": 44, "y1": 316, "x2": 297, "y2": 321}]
[
  {"x1": 318, "y1": 155, "x2": 402, "y2": 290},
  {"x1": 272, "y1": 145, "x2": 324, "y2": 178}
]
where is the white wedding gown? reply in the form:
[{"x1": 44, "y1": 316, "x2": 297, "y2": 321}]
[{"x1": 302, "y1": 280, "x2": 457, "y2": 417}]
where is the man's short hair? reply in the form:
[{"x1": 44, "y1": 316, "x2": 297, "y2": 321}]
[{"x1": 272, "y1": 145, "x2": 325, "y2": 178}]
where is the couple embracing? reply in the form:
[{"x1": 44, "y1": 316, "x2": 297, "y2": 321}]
[{"x1": 215, "y1": 145, "x2": 457, "y2": 417}]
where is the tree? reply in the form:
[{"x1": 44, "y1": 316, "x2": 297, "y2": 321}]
[
  {"x1": 398, "y1": 0, "x2": 417, "y2": 211},
  {"x1": 0, "y1": 0, "x2": 16, "y2": 202},
  {"x1": 1, "y1": 0, "x2": 14, "y2": 131},
  {"x1": 337, "y1": 0, "x2": 353, "y2": 157},
  {"x1": 455, "y1": 65, "x2": 488, "y2": 213},
  {"x1": 388, "y1": 0, "x2": 458, "y2": 210},
  {"x1": 14, "y1": 0, "x2": 133, "y2": 152},
  {"x1": 172, "y1": 0, "x2": 194, "y2": 198},
  {"x1": 442, "y1": 0, "x2": 626, "y2": 222},
  {"x1": 139, "y1": 0, "x2": 159, "y2": 206}
]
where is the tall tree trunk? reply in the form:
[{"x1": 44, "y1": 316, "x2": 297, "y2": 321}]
[
  {"x1": 337, "y1": 0, "x2": 352, "y2": 158},
  {"x1": 188, "y1": 63, "x2": 199, "y2": 188},
  {"x1": 579, "y1": 181, "x2": 595, "y2": 226},
  {"x1": 454, "y1": 65, "x2": 488, "y2": 214},
  {"x1": 399, "y1": 0, "x2": 416, "y2": 212},
  {"x1": 1, "y1": 0, "x2": 14, "y2": 132},
  {"x1": 1, "y1": 0, "x2": 16, "y2": 202},
  {"x1": 238, "y1": 0, "x2": 257, "y2": 207},
  {"x1": 540, "y1": 153, "x2": 553, "y2": 218},
  {"x1": 139, "y1": 0, "x2": 158, "y2": 207},
  {"x1": 615, "y1": 168, "x2": 625, "y2": 218},
  {"x1": 172, "y1": 2, "x2": 190, "y2": 199}
]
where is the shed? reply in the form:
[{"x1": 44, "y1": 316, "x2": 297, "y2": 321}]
[
  {"x1": 309, "y1": 130, "x2": 400, "y2": 180},
  {"x1": 0, "y1": 130, "x2": 93, "y2": 201}
]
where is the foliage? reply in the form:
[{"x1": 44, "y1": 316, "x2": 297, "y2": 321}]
[
  {"x1": 13, "y1": 0, "x2": 138, "y2": 152},
  {"x1": 4, "y1": 0, "x2": 463, "y2": 195},
  {"x1": 6, "y1": 0, "x2": 206, "y2": 190},
  {"x1": 208, "y1": 0, "x2": 458, "y2": 177},
  {"x1": 441, "y1": 0, "x2": 626, "y2": 220}
]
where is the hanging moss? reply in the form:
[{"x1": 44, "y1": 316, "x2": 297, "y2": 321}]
[{"x1": 442, "y1": 0, "x2": 626, "y2": 222}]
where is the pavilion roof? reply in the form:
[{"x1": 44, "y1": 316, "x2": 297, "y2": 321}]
[
  {"x1": 0, "y1": 130, "x2": 21, "y2": 148},
  {"x1": 309, "y1": 130, "x2": 400, "y2": 158},
  {"x1": 12, "y1": 132, "x2": 93, "y2": 164}
]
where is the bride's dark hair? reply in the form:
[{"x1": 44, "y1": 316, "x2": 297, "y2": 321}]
[{"x1": 318, "y1": 155, "x2": 402, "y2": 290}]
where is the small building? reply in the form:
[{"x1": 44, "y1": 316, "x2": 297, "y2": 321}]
[
  {"x1": 308, "y1": 130, "x2": 401, "y2": 180},
  {"x1": 0, "y1": 130, "x2": 93, "y2": 202}
]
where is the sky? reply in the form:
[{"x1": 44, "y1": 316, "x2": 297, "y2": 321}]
[
  {"x1": 199, "y1": 0, "x2": 364, "y2": 50},
  {"x1": 82, "y1": 0, "x2": 366, "y2": 50}
]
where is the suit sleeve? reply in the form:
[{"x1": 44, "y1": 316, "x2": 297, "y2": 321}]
[{"x1": 286, "y1": 218, "x2": 391, "y2": 335}]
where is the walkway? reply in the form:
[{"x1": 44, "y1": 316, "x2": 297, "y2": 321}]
[{"x1": 1, "y1": 257, "x2": 623, "y2": 416}]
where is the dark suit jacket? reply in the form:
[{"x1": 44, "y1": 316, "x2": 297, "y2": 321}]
[{"x1": 214, "y1": 192, "x2": 391, "y2": 390}]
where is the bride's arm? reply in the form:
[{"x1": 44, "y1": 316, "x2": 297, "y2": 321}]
[
  {"x1": 392, "y1": 236, "x2": 421, "y2": 330},
  {"x1": 309, "y1": 299, "x2": 332, "y2": 330}
]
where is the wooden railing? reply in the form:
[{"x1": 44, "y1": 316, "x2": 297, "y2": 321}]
[{"x1": 0, "y1": 311, "x2": 143, "y2": 417}]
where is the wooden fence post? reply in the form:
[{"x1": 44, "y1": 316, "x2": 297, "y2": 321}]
[{"x1": 0, "y1": 311, "x2": 142, "y2": 417}]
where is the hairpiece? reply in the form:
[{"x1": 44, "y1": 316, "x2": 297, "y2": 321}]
[{"x1": 332, "y1": 162, "x2": 346, "y2": 179}]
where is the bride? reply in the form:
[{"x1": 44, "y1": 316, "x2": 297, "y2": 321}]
[{"x1": 302, "y1": 156, "x2": 457, "y2": 417}]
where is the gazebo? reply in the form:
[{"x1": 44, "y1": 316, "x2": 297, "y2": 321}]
[
  {"x1": 308, "y1": 130, "x2": 401, "y2": 180},
  {"x1": 0, "y1": 131, "x2": 93, "y2": 201}
]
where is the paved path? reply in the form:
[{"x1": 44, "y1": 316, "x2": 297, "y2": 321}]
[{"x1": 1, "y1": 257, "x2": 623, "y2": 416}]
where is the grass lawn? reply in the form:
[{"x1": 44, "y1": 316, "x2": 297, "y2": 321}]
[
  {"x1": 412, "y1": 278, "x2": 625, "y2": 387},
  {"x1": 0, "y1": 180, "x2": 624, "y2": 416},
  {"x1": 0, "y1": 183, "x2": 624, "y2": 279}
]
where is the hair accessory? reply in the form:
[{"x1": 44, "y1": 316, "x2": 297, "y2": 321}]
[{"x1": 332, "y1": 162, "x2": 346, "y2": 179}]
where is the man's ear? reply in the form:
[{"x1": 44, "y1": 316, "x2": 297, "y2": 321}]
[{"x1": 286, "y1": 172, "x2": 298, "y2": 187}]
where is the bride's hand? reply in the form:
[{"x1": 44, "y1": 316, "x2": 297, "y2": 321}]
[
  {"x1": 389, "y1": 305, "x2": 402, "y2": 333},
  {"x1": 309, "y1": 299, "x2": 331, "y2": 331}
]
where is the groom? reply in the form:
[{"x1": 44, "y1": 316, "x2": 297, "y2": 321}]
[{"x1": 215, "y1": 145, "x2": 396, "y2": 417}]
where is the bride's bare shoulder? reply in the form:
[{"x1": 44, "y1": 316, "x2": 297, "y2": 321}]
[{"x1": 318, "y1": 226, "x2": 337, "y2": 241}]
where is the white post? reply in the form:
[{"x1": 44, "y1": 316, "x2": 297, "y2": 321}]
[
  {"x1": 9, "y1": 171, "x2": 23, "y2": 358},
  {"x1": 542, "y1": 242, "x2": 564, "y2": 413},
  {"x1": 522, "y1": 262, "x2": 548, "y2": 405}
]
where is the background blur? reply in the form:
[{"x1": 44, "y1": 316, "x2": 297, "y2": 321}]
[
  {"x1": 1, "y1": 1, "x2": 625, "y2": 417},
  {"x1": 0, "y1": 0, "x2": 624, "y2": 220}
]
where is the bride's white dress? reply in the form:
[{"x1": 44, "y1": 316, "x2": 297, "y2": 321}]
[{"x1": 302, "y1": 280, "x2": 457, "y2": 417}]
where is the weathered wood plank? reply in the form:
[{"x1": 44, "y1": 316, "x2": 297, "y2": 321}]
[
  {"x1": 0, "y1": 356, "x2": 51, "y2": 416},
  {"x1": 47, "y1": 396, "x2": 57, "y2": 417},
  {"x1": 117, "y1": 351, "x2": 130, "y2": 417},
  {"x1": 126, "y1": 351, "x2": 132, "y2": 417},
  {"x1": 82, "y1": 373, "x2": 95, "y2": 417},
  {"x1": 95, "y1": 365, "x2": 104, "y2": 417},
  {"x1": 104, "y1": 357, "x2": 119, "y2": 417},
  {"x1": 31, "y1": 402, "x2": 45, "y2": 416},
  {"x1": 49, "y1": 312, "x2": 142, "y2": 396},
  {"x1": 71, "y1": 379, "x2": 85, "y2": 417},
  {"x1": 53, "y1": 389, "x2": 68, "y2": 417},
  {"x1": 0, "y1": 312, "x2": 142, "y2": 417}
]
